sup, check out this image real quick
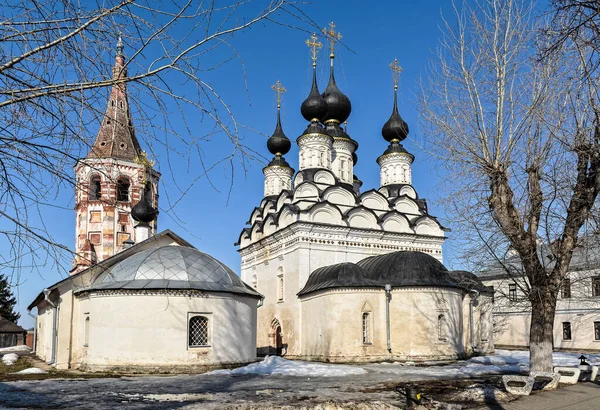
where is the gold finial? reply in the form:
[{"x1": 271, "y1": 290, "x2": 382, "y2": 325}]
[
  {"x1": 390, "y1": 58, "x2": 402, "y2": 90},
  {"x1": 271, "y1": 80, "x2": 286, "y2": 109},
  {"x1": 305, "y1": 33, "x2": 322, "y2": 66},
  {"x1": 322, "y1": 21, "x2": 342, "y2": 57}
]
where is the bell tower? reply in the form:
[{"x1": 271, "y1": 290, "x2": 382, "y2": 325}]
[{"x1": 72, "y1": 36, "x2": 160, "y2": 274}]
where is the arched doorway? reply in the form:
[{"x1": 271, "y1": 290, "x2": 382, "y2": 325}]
[{"x1": 270, "y1": 318, "x2": 283, "y2": 356}]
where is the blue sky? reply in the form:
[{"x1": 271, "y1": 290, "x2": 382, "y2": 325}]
[{"x1": 11, "y1": 0, "x2": 548, "y2": 327}]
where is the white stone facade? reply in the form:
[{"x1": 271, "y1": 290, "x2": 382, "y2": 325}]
[
  {"x1": 263, "y1": 166, "x2": 294, "y2": 197},
  {"x1": 378, "y1": 152, "x2": 413, "y2": 186}
]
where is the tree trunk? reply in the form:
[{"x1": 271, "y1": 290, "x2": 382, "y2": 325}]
[{"x1": 529, "y1": 294, "x2": 557, "y2": 372}]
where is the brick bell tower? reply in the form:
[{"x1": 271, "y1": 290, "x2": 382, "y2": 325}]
[{"x1": 71, "y1": 36, "x2": 160, "y2": 274}]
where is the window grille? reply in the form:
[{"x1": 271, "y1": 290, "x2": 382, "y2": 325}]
[
  {"x1": 562, "y1": 322, "x2": 571, "y2": 341},
  {"x1": 561, "y1": 279, "x2": 571, "y2": 299},
  {"x1": 362, "y1": 312, "x2": 371, "y2": 344},
  {"x1": 509, "y1": 284, "x2": 517, "y2": 302},
  {"x1": 188, "y1": 316, "x2": 209, "y2": 347},
  {"x1": 595, "y1": 322, "x2": 600, "y2": 341},
  {"x1": 593, "y1": 277, "x2": 600, "y2": 297}
]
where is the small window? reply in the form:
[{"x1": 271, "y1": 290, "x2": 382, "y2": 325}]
[
  {"x1": 362, "y1": 312, "x2": 371, "y2": 344},
  {"x1": 252, "y1": 274, "x2": 258, "y2": 290},
  {"x1": 509, "y1": 284, "x2": 517, "y2": 302},
  {"x1": 595, "y1": 322, "x2": 600, "y2": 341},
  {"x1": 89, "y1": 175, "x2": 101, "y2": 200},
  {"x1": 489, "y1": 286, "x2": 495, "y2": 303},
  {"x1": 117, "y1": 232, "x2": 130, "y2": 246},
  {"x1": 561, "y1": 278, "x2": 571, "y2": 299},
  {"x1": 562, "y1": 322, "x2": 572, "y2": 341},
  {"x1": 593, "y1": 277, "x2": 600, "y2": 297},
  {"x1": 116, "y1": 178, "x2": 130, "y2": 202},
  {"x1": 277, "y1": 274, "x2": 284, "y2": 302},
  {"x1": 438, "y1": 314, "x2": 447, "y2": 341},
  {"x1": 189, "y1": 316, "x2": 209, "y2": 347},
  {"x1": 84, "y1": 316, "x2": 90, "y2": 347},
  {"x1": 89, "y1": 211, "x2": 101, "y2": 223},
  {"x1": 118, "y1": 213, "x2": 128, "y2": 224}
]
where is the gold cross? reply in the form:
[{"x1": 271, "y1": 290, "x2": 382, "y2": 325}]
[
  {"x1": 305, "y1": 33, "x2": 322, "y2": 65},
  {"x1": 322, "y1": 21, "x2": 342, "y2": 55},
  {"x1": 390, "y1": 58, "x2": 403, "y2": 89},
  {"x1": 271, "y1": 80, "x2": 286, "y2": 108}
]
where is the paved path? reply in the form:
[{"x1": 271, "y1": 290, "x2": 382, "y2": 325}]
[{"x1": 476, "y1": 382, "x2": 600, "y2": 410}]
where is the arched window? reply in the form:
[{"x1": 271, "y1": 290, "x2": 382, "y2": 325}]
[
  {"x1": 362, "y1": 312, "x2": 371, "y2": 344},
  {"x1": 438, "y1": 314, "x2": 447, "y2": 341},
  {"x1": 89, "y1": 175, "x2": 101, "y2": 200},
  {"x1": 188, "y1": 316, "x2": 209, "y2": 347},
  {"x1": 116, "y1": 178, "x2": 130, "y2": 202}
]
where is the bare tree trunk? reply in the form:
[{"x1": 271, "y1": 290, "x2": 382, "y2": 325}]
[{"x1": 529, "y1": 292, "x2": 557, "y2": 372}]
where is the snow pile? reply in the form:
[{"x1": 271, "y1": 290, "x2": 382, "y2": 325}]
[
  {"x1": 1, "y1": 353, "x2": 19, "y2": 365},
  {"x1": 468, "y1": 349, "x2": 600, "y2": 368},
  {"x1": 209, "y1": 356, "x2": 368, "y2": 377},
  {"x1": 14, "y1": 368, "x2": 47, "y2": 375},
  {"x1": 0, "y1": 345, "x2": 31, "y2": 355}
]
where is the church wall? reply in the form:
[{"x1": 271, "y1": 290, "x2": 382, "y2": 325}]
[
  {"x1": 35, "y1": 302, "x2": 52, "y2": 363},
  {"x1": 461, "y1": 295, "x2": 495, "y2": 355},
  {"x1": 82, "y1": 292, "x2": 257, "y2": 371},
  {"x1": 298, "y1": 287, "x2": 465, "y2": 362}
]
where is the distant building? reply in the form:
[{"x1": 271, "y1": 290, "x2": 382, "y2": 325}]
[
  {"x1": 0, "y1": 315, "x2": 26, "y2": 348},
  {"x1": 28, "y1": 40, "x2": 260, "y2": 372},
  {"x1": 480, "y1": 238, "x2": 600, "y2": 352},
  {"x1": 237, "y1": 31, "x2": 494, "y2": 362}
]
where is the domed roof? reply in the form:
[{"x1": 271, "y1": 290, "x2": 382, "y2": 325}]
[
  {"x1": 89, "y1": 245, "x2": 260, "y2": 297},
  {"x1": 381, "y1": 90, "x2": 409, "y2": 142},
  {"x1": 357, "y1": 251, "x2": 458, "y2": 288},
  {"x1": 321, "y1": 63, "x2": 351, "y2": 123},
  {"x1": 131, "y1": 183, "x2": 158, "y2": 223},
  {"x1": 301, "y1": 67, "x2": 328, "y2": 122},
  {"x1": 298, "y1": 262, "x2": 378, "y2": 296},
  {"x1": 298, "y1": 251, "x2": 461, "y2": 297},
  {"x1": 266, "y1": 110, "x2": 291, "y2": 156}
]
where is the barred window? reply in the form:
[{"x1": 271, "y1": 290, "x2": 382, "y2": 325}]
[
  {"x1": 595, "y1": 322, "x2": 600, "y2": 341},
  {"x1": 189, "y1": 316, "x2": 209, "y2": 347},
  {"x1": 362, "y1": 312, "x2": 371, "y2": 344},
  {"x1": 509, "y1": 284, "x2": 517, "y2": 302}
]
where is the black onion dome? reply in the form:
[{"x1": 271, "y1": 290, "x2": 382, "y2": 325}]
[
  {"x1": 131, "y1": 183, "x2": 158, "y2": 223},
  {"x1": 322, "y1": 62, "x2": 351, "y2": 123},
  {"x1": 383, "y1": 141, "x2": 412, "y2": 156},
  {"x1": 266, "y1": 110, "x2": 291, "y2": 156},
  {"x1": 382, "y1": 90, "x2": 409, "y2": 142},
  {"x1": 267, "y1": 155, "x2": 291, "y2": 168},
  {"x1": 357, "y1": 251, "x2": 460, "y2": 288},
  {"x1": 301, "y1": 67, "x2": 328, "y2": 122}
]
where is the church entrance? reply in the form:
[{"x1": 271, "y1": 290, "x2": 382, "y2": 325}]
[{"x1": 270, "y1": 319, "x2": 284, "y2": 356}]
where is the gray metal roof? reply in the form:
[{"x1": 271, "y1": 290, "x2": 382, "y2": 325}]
[{"x1": 84, "y1": 246, "x2": 260, "y2": 297}]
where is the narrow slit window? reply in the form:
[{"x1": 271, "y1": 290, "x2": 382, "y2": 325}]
[
  {"x1": 362, "y1": 312, "x2": 371, "y2": 344},
  {"x1": 438, "y1": 314, "x2": 447, "y2": 341},
  {"x1": 593, "y1": 277, "x2": 600, "y2": 297},
  {"x1": 595, "y1": 322, "x2": 600, "y2": 341},
  {"x1": 562, "y1": 322, "x2": 572, "y2": 341},
  {"x1": 509, "y1": 284, "x2": 517, "y2": 302}
]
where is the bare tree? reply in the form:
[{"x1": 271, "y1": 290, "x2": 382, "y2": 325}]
[
  {"x1": 0, "y1": 0, "x2": 310, "y2": 280},
  {"x1": 420, "y1": 0, "x2": 599, "y2": 372}
]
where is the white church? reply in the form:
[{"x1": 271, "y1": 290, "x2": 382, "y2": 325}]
[
  {"x1": 28, "y1": 29, "x2": 494, "y2": 372},
  {"x1": 237, "y1": 29, "x2": 494, "y2": 362}
]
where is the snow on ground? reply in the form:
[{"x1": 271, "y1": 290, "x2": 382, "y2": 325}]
[
  {"x1": 0, "y1": 345, "x2": 31, "y2": 355},
  {"x1": 14, "y1": 368, "x2": 47, "y2": 374},
  {"x1": 1, "y1": 353, "x2": 19, "y2": 365},
  {"x1": 208, "y1": 355, "x2": 368, "y2": 377},
  {"x1": 207, "y1": 349, "x2": 600, "y2": 380}
]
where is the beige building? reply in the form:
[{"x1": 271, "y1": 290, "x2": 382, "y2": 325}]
[
  {"x1": 480, "y1": 240, "x2": 600, "y2": 353},
  {"x1": 238, "y1": 34, "x2": 495, "y2": 362}
]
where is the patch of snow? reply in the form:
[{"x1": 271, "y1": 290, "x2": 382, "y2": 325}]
[
  {"x1": 1, "y1": 353, "x2": 19, "y2": 365},
  {"x1": 467, "y1": 349, "x2": 600, "y2": 368},
  {"x1": 0, "y1": 345, "x2": 31, "y2": 355},
  {"x1": 14, "y1": 368, "x2": 47, "y2": 375},
  {"x1": 208, "y1": 355, "x2": 368, "y2": 377}
]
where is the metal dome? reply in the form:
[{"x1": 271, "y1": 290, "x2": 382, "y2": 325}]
[{"x1": 89, "y1": 245, "x2": 260, "y2": 297}]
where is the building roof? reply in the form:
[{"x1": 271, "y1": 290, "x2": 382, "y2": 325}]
[
  {"x1": 448, "y1": 270, "x2": 493, "y2": 295},
  {"x1": 82, "y1": 245, "x2": 261, "y2": 298},
  {"x1": 298, "y1": 251, "x2": 463, "y2": 297},
  {"x1": 0, "y1": 316, "x2": 25, "y2": 333}
]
